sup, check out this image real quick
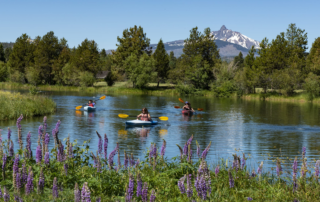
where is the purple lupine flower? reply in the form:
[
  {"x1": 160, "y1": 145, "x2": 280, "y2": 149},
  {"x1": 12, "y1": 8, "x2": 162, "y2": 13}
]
[
  {"x1": 44, "y1": 152, "x2": 50, "y2": 165},
  {"x1": 44, "y1": 133, "x2": 50, "y2": 145},
  {"x1": 22, "y1": 163, "x2": 27, "y2": 184},
  {"x1": 104, "y1": 134, "x2": 108, "y2": 159},
  {"x1": 69, "y1": 143, "x2": 73, "y2": 158},
  {"x1": 186, "y1": 174, "x2": 193, "y2": 198},
  {"x1": 293, "y1": 157, "x2": 298, "y2": 175},
  {"x1": 64, "y1": 164, "x2": 68, "y2": 176},
  {"x1": 95, "y1": 197, "x2": 101, "y2": 202},
  {"x1": 3, "y1": 187, "x2": 10, "y2": 202},
  {"x1": 187, "y1": 134, "x2": 193, "y2": 145},
  {"x1": 201, "y1": 142, "x2": 211, "y2": 159},
  {"x1": 43, "y1": 116, "x2": 47, "y2": 132},
  {"x1": 38, "y1": 125, "x2": 43, "y2": 139},
  {"x1": 150, "y1": 189, "x2": 156, "y2": 202},
  {"x1": 195, "y1": 174, "x2": 201, "y2": 197},
  {"x1": 57, "y1": 143, "x2": 65, "y2": 162},
  {"x1": 302, "y1": 147, "x2": 306, "y2": 158},
  {"x1": 293, "y1": 174, "x2": 298, "y2": 192},
  {"x1": 215, "y1": 165, "x2": 220, "y2": 176},
  {"x1": 26, "y1": 171, "x2": 34, "y2": 195},
  {"x1": 82, "y1": 182, "x2": 91, "y2": 202},
  {"x1": 178, "y1": 175, "x2": 186, "y2": 194},
  {"x1": 7, "y1": 127, "x2": 11, "y2": 141},
  {"x1": 130, "y1": 154, "x2": 135, "y2": 167},
  {"x1": 241, "y1": 153, "x2": 246, "y2": 169},
  {"x1": 36, "y1": 145, "x2": 42, "y2": 163},
  {"x1": 9, "y1": 140, "x2": 14, "y2": 156},
  {"x1": 108, "y1": 143, "x2": 119, "y2": 169},
  {"x1": 251, "y1": 170, "x2": 256, "y2": 177},
  {"x1": 315, "y1": 160, "x2": 320, "y2": 177},
  {"x1": 38, "y1": 168, "x2": 45, "y2": 194},
  {"x1": 142, "y1": 182, "x2": 148, "y2": 202},
  {"x1": 152, "y1": 145, "x2": 157, "y2": 159},
  {"x1": 257, "y1": 162, "x2": 263, "y2": 174},
  {"x1": 127, "y1": 174, "x2": 134, "y2": 201},
  {"x1": 16, "y1": 170, "x2": 22, "y2": 192},
  {"x1": 97, "y1": 133, "x2": 102, "y2": 155},
  {"x1": 196, "y1": 141, "x2": 200, "y2": 158},
  {"x1": 2, "y1": 153, "x2": 7, "y2": 170},
  {"x1": 200, "y1": 176, "x2": 207, "y2": 200},
  {"x1": 13, "y1": 154, "x2": 20, "y2": 174},
  {"x1": 52, "y1": 128, "x2": 56, "y2": 142},
  {"x1": 160, "y1": 139, "x2": 166, "y2": 157},
  {"x1": 228, "y1": 170, "x2": 234, "y2": 188},
  {"x1": 247, "y1": 197, "x2": 253, "y2": 201},
  {"x1": 276, "y1": 159, "x2": 282, "y2": 177},
  {"x1": 183, "y1": 142, "x2": 188, "y2": 156},
  {"x1": 26, "y1": 132, "x2": 32, "y2": 158},
  {"x1": 124, "y1": 151, "x2": 128, "y2": 169},
  {"x1": 137, "y1": 173, "x2": 142, "y2": 197},
  {"x1": 74, "y1": 183, "x2": 81, "y2": 202},
  {"x1": 117, "y1": 149, "x2": 121, "y2": 169},
  {"x1": 149, "y1": 143, "x2": 154, "y2": 162},
  {"x1": 55, "y1": 120, "x2": 61, "y2": 134},
  {"x1": 16, "y1": 114, "x2": 23, "y2": 130},
  {"x1": 135, "y1": 159, "x2": 140, "y2": 168},
  {"x1": 0, "y1": 186, "x2": 2, "y2": 197},
  {"x1": 52, "y1": 177, "x2": 59, "y2": 198}
]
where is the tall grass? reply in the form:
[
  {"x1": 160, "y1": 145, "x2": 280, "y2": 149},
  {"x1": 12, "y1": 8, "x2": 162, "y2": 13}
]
[
  {"x1": 0, "y1": 91, "x2": 56, "y2": 120},
  {"x1": 0, "y1": 117, "x2": 320, "y2": 201}
]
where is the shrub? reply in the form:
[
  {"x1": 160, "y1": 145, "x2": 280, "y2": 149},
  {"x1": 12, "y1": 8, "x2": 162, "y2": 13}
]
[
  {"x1": 78, "y1": 71, "x2": 96, "y2": 87},
  {"x1": 303, "y1": 72, "x2": 320, "y2": 100}
]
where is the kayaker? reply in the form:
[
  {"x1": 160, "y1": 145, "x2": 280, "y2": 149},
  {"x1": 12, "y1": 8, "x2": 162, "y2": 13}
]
[
  {"x1": 137, "y1": 108, "x2": 152, "y2": 121},
  {"x1": 87, "y1": 100, "x2": 95, "y2": 107},
  {"x1": 183, "y1": 101, "x2": 194, "y2": 112}
]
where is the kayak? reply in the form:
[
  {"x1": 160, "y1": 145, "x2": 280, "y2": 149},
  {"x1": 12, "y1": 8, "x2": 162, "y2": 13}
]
[
  {"x1": 182, "y1": 110, "x2": 193, "y2": 115},
  {"x1": 125, "y1": 120, "x2": 158, "y2": 126},
  {"x1": 84, "y1": 106, "x2": 96, "y2": 111}
]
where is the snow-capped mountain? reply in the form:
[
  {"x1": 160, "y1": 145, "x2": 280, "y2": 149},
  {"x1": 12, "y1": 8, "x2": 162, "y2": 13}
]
[{"x1": 211, "y1": 25, "x2": 260, "y2": 49}]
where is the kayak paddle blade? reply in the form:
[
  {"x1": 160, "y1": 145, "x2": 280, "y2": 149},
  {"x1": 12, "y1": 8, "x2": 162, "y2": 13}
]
[
  {"x1": 179, "y1": 98, "x2": 184, "y2": 103},
  {"x1": 158, "y1": 116, "x2": 169, "y2": 121},
  {"x1": 75, "y1": 106, "x2": 82, "y2": 110},
  {"x1": 174, "y1": 106, "x2": 181, "y2": 108},
  {"x1": 197, "y1": 108, "x2": 203, "y2": 111},
  {"x1": 118, "y1": 114, "x2": 129, "y2": 118},
  {"x1": 100, "y1": 96, "x2": 106, "y2": 100}
]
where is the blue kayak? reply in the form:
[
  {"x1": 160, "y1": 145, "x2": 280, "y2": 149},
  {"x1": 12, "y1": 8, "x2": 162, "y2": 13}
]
[{"x1": 125, "y1": 120, "x2": 158, "y2": 126}]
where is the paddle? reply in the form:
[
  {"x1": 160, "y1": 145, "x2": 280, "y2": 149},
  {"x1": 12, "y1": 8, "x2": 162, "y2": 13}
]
[
  {"x1": 75, "y1": 95, "x2": 106, "y2": 110},
  {"x1": 118, "y1": 114, "x2": 169, "y2": 121},
  {"x1": 177, "y1": 98, "x2": 204, "y2": 111}
]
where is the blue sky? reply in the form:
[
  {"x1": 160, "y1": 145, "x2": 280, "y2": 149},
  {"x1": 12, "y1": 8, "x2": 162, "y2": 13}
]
[{"x1": 1, "y1": 0, "x2": 319, "y2": 50}]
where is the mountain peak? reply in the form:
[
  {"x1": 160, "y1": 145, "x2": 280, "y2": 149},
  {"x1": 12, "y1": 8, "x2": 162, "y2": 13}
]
[{"x1": 220, "y1": 25, "x2": 227, "y2": 30}]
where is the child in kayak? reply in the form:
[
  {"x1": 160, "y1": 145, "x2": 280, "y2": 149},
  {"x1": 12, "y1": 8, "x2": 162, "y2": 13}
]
[
  {"x1": 87, "y1": 100, "x2": 95, "y2": 107},
  {"x1": 137, "y1": 108, "x2": 152, "y2": 121},
  {"x1": 183, "y1": 101, "x2": 194, "y2": 112}
]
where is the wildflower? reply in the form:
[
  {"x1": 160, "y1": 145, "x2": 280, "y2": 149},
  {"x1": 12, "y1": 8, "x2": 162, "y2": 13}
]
[
  {"x1": 195, "y1": 174, "x2": 201, "y2": 197},
  {"x1": 45, "y1": 133, "x2": 50, "y2": 145},
  {"x1": 183, "y1": 142, "x2": 188, "y2": 156},
  {"x1": 22, "y1": 163, "x2": 27, "y2": 184},
  {"x1": 186, "y1": 174, "x2": 193, "y2": 198},
  {"x1": 196, "y1": 140, "x2": 200, "y2": 158},
  {"x1": 36, "y1": 145, "x2": 42, "y2": 163},
  {"x1": 130, "y1": 153, "x2": 135, "y2": 167},
  {"x1": 137, "y1": 172, "x2": 142, "y2": 197},
  {"x1": 293, "y1": 174, "x2": 298, "y2": 193},
  {"x1": 9, "y1": 140, "x2": 14, "y2": 156},
  {"x1": 44, "y1": 152, "x2": 50, "y2": 165},
  {"x1": 0, "y1": 186, "x2": 2, "y2": 197},
  {"x1": 142, "y1": 182, "x2": 148, "y2": 202},
  {"x1": 96, "y1": 131, "x2": 102, "y2": 155},
  {"x1": 108, "y1": 143, "x2": 119, "y2": 169},
  {"x1": 302, "y1": 147, "x2": 306, "y2": 159},
  {"x1": 241, "y1": 153, "x2": 246, "y2": 169},
  {"x1": 257, "y1": 162, "x2": 263, "y2": 174},
  {"x1": 7, "y1": 127, "x2": 11, "y2": 141},
  {"x1": 74, "y1": 183, "x2": 81, "y2": 202},
  {"x1": 13, "y1": 154, "x2": 20, "y2": 174},
  {"x1": 3, "y1": 187, "x2": 10, "y2": 202},
  {"x1": 38, "y1": 125, "x2": 43, "y2": 139},
  {"x1": 43, "y1": 116, "x2": 47, "y2": 132},
  {"x1": 228, "y1": 170, "x2": 234, "y2": 188},
  {"x1": 52, "y1": 177, "x2": 59, "y2": 198},
  {"x1": 160, "y1": 139, "x2": 166, "y2": 158},
  {"x1": 150, "y1": 189, "x2": 156, "y2": 202},
  {"x1": 276, "y1": 158, "x2": 282, "y2": 177},
  {"x1": 215, "y1": 165, "x2": 220, "y2": 176},
  {"x1": 16, "y1": 169, "x2": 22, "y2": 192},
  {"x1": 26, "y1": 132, "x2": 32, "y2": 158},
  {"x1": 26, "y1": 170, "x2": 34, "y2": 195},
  {"x1": 292, "y1": 157, "x2": 298, "y2": 175},
  {"x1": 95, "y1": 197, "x2": 101, "y2": 202},
  {"x1": 81, "y1": 182, "x2": 91, "y2": 202},
  {"x1": 57, "y1": 143, "x2": 65, "y2": 162},
  {"x1": 127, "y1": 174, "x2": 134, "y2": 201},
  {"x1": 149, "y1": 143, "x2": 154, "y2": 163},
  {"x1": 64, "y1": 163, "x2": 68, "y2": 175},
  {"x1": 247, "y1": 197, "x2": 253, "y2": 201},
  {"x1": 135, "y1": 159, "x2": 140, "y2": 168},
  {"x1": 201, "y1": 141, "x2": 211, "y2": 159},
  {"x1": 104, "y1": 134, "x2": 108, "y2": 159},
  {"x1": 315, "y1": 160, "x2": 320, "y2": 177},
  {"x1": 117, "y1": 149, "x2": 121, "y2": 169},
  {"x1": 2, "y1": 153, "x2": 7, "y2": 170},
  {"x1": 16, "y1": 114, "x2": 23, "y2": 130},
  {"x1": 177, "y1": 175, "x2": 186, "y2": 194},
  {"x1": 38, "y1": 168, "x2": 45, "y2": 194}
]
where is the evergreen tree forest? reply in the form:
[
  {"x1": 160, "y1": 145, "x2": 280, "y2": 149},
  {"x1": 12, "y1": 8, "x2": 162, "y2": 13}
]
[{"x1": 1, "y1": 23, "x2": 320, "y2": 96}]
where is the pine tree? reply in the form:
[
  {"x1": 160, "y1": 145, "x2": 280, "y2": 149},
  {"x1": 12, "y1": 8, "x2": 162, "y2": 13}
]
[
  {"x1": 168, "y1": 51, "x2": 176, "y2": 70},
  {"x1": 100, "y1": 49, "x2": 107, "y2": 58},
  {"x1": 0, "y1": 44, "x2": 5, "y2": 62},
  {"x1": 4, "y1": 47, "x2": 12, "y2": 62},
  {"x1": 307, "y1": 37, "x2": 320, "y2": 75},
  {"x1": 234, "y1": 52, "x2": 244, "y2": 69},
  {"x1": 153, "y1": 39, "x2": 169, "y2": 87}
]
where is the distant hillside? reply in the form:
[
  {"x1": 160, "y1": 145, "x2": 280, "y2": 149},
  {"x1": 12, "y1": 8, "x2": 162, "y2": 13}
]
[{"x1": 0, "y1": 42, "x2": 14, "y2": 49}]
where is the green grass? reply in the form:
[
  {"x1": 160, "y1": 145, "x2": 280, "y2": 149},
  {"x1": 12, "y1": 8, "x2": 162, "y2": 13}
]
[{"x1": 0, "y1": 91, "x2": 56, "y2": 120}]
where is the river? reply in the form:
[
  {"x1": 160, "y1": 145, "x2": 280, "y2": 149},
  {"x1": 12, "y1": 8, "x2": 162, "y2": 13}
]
[{"x1": 1, "y1": 90, "x2": 320, "y2": 173}]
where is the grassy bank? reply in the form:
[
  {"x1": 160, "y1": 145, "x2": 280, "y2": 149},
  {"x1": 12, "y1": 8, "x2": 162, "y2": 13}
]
[
  {"x1": 0, "y1": 91, "x2": 56, "y2": 120},
  {"x1": 0, "y1": 119, "x2": 318, "y2": 201}
]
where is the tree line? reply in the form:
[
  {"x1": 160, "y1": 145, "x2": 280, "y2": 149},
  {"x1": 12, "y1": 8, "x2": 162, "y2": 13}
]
[{"x1": 1, "y1": 23, "x2": 320, "y2": 97}]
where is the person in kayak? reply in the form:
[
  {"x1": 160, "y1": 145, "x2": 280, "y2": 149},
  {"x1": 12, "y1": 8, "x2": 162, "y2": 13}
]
[
  {"x1": 137, "y1": 108, "x2": 152, "y2": 121},
  {"x1": 183, "y1": 101, "x2": 194, "y2": 112},
  {"x1": 87, "y1": 100, "x2": 95, "y2": 107}
]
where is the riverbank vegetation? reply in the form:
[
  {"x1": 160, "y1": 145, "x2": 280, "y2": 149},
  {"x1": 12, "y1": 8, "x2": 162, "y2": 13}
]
[
  {"x1": 0, "y1": 91, "x2": 56, "y2": 120},
  {"x1": 0, "y1": 116, "x2": 319, "y2": 201},
  {"x1": 1, "y1": 23, "x2": 320, "y2": 100}
]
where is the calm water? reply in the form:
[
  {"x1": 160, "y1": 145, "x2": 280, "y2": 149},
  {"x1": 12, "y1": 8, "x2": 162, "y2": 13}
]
[{"x1": 2, "y1": 91, "x2": 320, "y2": 173}]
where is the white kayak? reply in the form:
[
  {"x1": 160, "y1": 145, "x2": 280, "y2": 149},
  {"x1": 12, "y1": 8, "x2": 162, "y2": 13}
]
[
  {"x1": 84, "y1": 106, "x2": 96, "y2": 111},
  {"x1": 125, "y1": 120, "x2": 158, "y2": 126}
]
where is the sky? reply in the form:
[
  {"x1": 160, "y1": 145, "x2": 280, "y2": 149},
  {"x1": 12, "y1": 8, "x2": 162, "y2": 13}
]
[{"x1": 1, "y1": 0, "x2": 319, "y2": 51}]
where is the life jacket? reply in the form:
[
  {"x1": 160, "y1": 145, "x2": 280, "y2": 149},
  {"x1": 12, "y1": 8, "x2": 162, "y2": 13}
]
[
  {"x1": 88, "y1": 103, "x2": 94, "y2": 107},
  {"x1": 183, "y1": 105, "x2": 190, "y2": 110},
  {"x1": 141, "y1": 113, "x2": 149, "y2": 121}
]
